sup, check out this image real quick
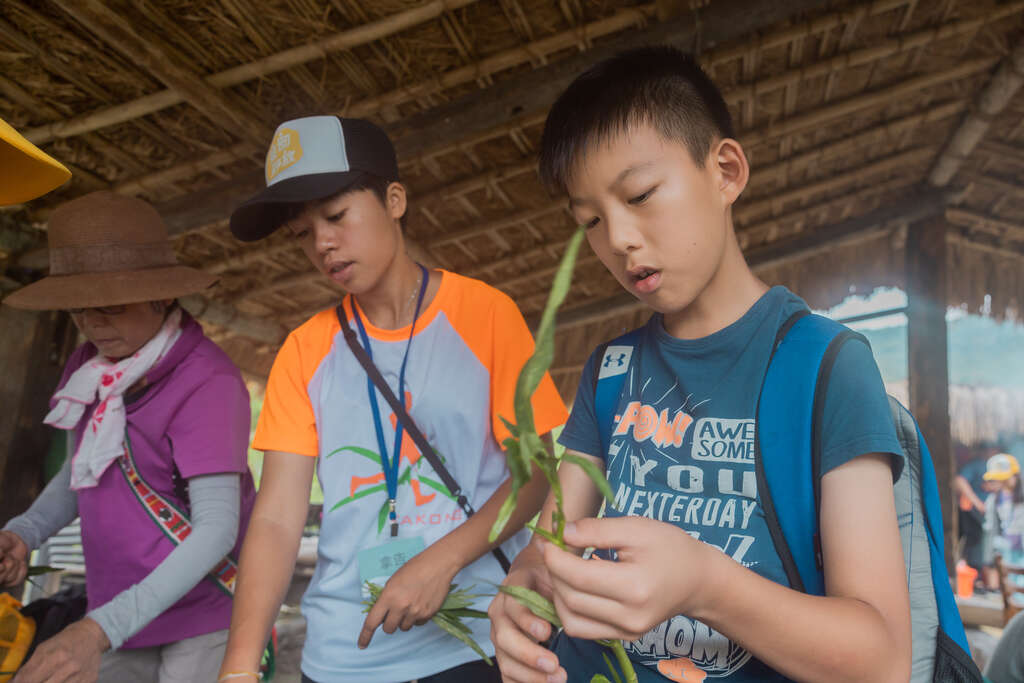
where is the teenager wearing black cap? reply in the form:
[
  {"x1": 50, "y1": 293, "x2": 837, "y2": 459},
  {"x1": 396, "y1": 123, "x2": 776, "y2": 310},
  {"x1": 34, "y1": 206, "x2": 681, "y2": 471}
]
[{"x1": 218, "y1": 116, "x2": 567, "y2": 683}]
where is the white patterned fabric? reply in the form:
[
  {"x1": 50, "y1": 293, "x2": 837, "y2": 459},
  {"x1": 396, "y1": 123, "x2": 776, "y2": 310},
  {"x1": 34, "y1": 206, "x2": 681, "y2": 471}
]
[{"x1": 45, "y1": 308, "x2": 182, "y2": 489}]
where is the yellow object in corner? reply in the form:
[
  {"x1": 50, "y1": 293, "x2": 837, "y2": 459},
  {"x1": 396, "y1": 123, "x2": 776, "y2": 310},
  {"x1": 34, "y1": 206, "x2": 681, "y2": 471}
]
[
  {"x1": 0, "y1": 117, "x2": 71, "y2": 205},
  {"x1": 0, "y1": 593, "x2": 35, "y2": 682}
]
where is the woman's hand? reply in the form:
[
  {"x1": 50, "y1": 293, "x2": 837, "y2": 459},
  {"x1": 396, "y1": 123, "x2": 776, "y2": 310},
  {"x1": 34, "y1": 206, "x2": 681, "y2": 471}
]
[
  {"x1": 0, "y1": 531, "x2": 29, "y2": 588},
  {"x1": 542, "y1": 517, "x2": 722, "y2": 642},
  {"x1": 357, "y1": 542, "x2": 461, "y2": 648},
  {"x1": 13, "y1": 618, "x2": 110, "y2": 683}
]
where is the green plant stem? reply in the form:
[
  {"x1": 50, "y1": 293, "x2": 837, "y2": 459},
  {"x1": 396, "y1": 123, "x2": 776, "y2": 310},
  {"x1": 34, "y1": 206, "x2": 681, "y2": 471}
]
[
  {"x1": 610, "y1": 640, "x2": 638, "y2": 683},
  {"x1": 549, "y1": 475, "x2": 566, "y2": 551}
]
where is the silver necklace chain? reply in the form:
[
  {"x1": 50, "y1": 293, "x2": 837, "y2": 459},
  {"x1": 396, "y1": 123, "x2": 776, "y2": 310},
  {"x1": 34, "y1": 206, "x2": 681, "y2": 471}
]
[{"x1": 402, "y1": 268, "x2": 423, "y2": 318}]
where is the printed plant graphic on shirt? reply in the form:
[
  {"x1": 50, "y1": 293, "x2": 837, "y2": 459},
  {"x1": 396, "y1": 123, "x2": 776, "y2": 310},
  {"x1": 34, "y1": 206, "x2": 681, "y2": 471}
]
[{"x1": 327, "y1": 390, "x2": 455, "y2": 534}]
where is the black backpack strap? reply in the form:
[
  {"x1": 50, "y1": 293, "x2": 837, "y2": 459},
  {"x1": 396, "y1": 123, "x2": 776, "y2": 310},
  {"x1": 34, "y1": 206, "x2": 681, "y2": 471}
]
[
  {"x1": 754, "y1": 308, "x2": 811, "y2": 591},
  {"x1": 809, "y1": 328, "x2": 870, "y2": 570},
  {"x1": 336, "y1": 303, "x2": 512, "y2": 574}
]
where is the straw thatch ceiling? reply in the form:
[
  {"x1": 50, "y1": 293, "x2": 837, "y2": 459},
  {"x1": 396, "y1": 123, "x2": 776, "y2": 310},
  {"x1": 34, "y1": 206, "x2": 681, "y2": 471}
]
[{"x1": 2, "y1": 0, "x2": 1023, "y2": 398}]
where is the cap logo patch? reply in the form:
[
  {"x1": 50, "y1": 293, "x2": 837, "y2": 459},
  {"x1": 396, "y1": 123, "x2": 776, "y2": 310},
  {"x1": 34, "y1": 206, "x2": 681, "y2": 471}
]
[{"x1": 266, "y1": 128, "x2": 303, "y2": 182}]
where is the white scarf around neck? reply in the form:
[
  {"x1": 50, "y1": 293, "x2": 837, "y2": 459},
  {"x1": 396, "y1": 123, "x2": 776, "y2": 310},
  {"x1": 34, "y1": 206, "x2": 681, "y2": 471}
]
[{"x1": 46, "y1": 308, "x2": 183, "y2": 489}]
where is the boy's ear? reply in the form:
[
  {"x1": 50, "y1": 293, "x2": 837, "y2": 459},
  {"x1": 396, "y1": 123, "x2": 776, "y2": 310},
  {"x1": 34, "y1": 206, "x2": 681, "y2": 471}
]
[
  {"x1": 386, "y1": 181, "x2": 408, "y2": 221},
  {"x1": 713, "y1": 138, "x2": 749, "y2": 207}
]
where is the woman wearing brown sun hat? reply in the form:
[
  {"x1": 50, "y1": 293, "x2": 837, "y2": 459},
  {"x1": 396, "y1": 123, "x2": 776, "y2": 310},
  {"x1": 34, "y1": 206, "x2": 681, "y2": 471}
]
[{"x1": 1, "y1": 191, "x2": 257, "y2": 683}]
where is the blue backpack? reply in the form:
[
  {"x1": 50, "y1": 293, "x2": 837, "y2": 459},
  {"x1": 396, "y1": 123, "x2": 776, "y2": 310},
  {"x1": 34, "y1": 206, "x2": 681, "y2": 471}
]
[{"x1": 592, "y1": 310, "x2": 981, "y2": 683}]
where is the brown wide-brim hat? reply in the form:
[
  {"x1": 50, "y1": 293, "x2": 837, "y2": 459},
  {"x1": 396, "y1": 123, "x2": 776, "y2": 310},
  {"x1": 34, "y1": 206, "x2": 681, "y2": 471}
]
[{"x1": 4, "y1": 191, "x2": 217, "y2": 311}]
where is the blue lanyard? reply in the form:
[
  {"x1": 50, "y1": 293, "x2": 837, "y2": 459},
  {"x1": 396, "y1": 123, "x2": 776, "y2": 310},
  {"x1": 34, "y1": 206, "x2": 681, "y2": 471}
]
[{"x1": 352, "y1": 264, "x2": 429, "y2": 537}]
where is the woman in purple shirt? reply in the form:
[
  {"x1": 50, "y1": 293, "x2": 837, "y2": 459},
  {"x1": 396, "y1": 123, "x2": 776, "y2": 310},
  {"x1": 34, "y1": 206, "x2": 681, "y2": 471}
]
[{"x1": 0, "y1": 191, "x2": 257, "y2": 683}]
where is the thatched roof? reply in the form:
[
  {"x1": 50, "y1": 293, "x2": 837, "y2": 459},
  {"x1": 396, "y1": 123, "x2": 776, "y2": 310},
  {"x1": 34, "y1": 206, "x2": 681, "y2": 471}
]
[
  {"x1": 2, "y1": 0, "x2": 1023, "y2": 398},
  {"x1": 887, "y1": 382, "x2": 1024, "y2": 447}
]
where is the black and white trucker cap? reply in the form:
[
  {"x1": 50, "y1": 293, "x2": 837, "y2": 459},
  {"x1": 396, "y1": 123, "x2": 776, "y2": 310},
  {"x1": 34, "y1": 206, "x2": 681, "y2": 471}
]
[{"x1": 229, "y1": 116, "x2": 399, "y2": 242}]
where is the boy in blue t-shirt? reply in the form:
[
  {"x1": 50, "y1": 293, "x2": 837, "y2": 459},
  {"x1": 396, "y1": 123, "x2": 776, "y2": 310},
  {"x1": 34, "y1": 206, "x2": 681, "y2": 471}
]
[{"x1": 488, "y1": 46, "x2": 911, "y2": 683}]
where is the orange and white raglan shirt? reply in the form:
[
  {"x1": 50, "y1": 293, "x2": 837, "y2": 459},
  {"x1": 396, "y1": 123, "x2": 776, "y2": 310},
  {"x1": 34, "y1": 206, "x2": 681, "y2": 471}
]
[{"x1": 253, "y1": 269, "x2": 567, "y2": 682}]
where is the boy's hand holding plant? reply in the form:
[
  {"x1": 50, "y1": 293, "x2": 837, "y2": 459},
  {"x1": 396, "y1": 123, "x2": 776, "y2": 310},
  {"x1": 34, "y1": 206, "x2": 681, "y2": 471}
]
[{"x1": 487, "y1": 226, "x2": 638, "y2": 683}]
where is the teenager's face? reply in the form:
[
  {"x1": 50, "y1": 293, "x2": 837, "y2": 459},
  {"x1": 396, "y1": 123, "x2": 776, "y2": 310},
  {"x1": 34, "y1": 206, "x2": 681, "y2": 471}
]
[
  {"x1": 71, "y1": 301, "x2": 170, "y2": 360},
  {"x1": 285, "y1": 184, "x2": 407, "y2": 294},
  {"x1": 567, "y1": 124, "x2": 747, "y2": 316}
]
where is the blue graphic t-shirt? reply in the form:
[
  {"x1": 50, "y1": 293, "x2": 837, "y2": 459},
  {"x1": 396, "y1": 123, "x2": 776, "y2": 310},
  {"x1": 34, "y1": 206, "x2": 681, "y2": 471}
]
[{"x1": 556, "y1": 286, "x2": 903, "y2": 682}]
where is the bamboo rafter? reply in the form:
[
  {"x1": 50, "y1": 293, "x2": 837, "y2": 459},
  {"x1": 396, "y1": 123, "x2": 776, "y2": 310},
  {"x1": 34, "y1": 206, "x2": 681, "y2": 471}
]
[
  {"x1": 946, "y1": 208, "x2": 1024, "y2": 241},
  {"x1": 929, "y1": 38, "x2": 1024, "y2": 186},
  {"x1": 22, "y1": 0, "x2": 941, "y2": 202},
  {"x1": 52, "y1": 0, "x2": 273, "y2": 147},
  {"x1": 21, "y1": 0, "x2": 486, "y2": 145}
]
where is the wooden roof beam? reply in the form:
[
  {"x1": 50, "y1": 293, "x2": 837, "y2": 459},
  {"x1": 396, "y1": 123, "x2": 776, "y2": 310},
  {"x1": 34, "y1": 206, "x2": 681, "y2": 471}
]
[
  {"x1": 22, "y1": 0, "x2": 484, "y2": 146},
  {"x1": 33, "y1": 7, "x2": 653, "y2": 215},
  {"x1": 744, "y1": 56, "x2": 998, "y2": 147},
  {"x1": 947, "y1": 232, "x2": 1024, "y2": 260},
  {"x1": 427, "y1": 201, "x2": 566, "y2": 249},
  {"x1": 52, "y1": 0, "x2": 272, "y2": 147},
  {"x1": 723, "y1": 3, "x2": 1024, "y2": 109},
  {"x1": 752, "y1": 100, "x2": 965, "y2": 189},
  {"x1": 101, "y1": 0, "x2": 971, "y2": 248},
  {"x1": 978, "y1": 140, "x2": 1024, "y2": 168},
  {"x1": 341, "y1": 5, "x2": 654, "y2": 123},
  {"x1": 739, "y1": 177, "x2": 920, "y2": 248},
  {"x1": 929, "y1": 38, "x2": 1024, "y2": 186},
  {"x1": 946, "y1": 207, "x2": 1024, "y2": 241},
  {"x1": 968, "y1": 173, "x2": 1024, "y2": 202},
  {"x1": 705, "y1": 0, "x2": 907, "y2": 68},
  {"x1": 29, "y1": 0, "x2": 913, "y2": 202},
  {"x1": 35, "y1": 0, "x2": 882, "y2": 201},
  {"x1": 739, "y1": 147, "x2": 935, "y2": 220},
  {"x1": 162, "y1": 54, "x2": 987, "y2": 271},
  {"x1": 415, "y1": 160, "x2": 536, "y2": 204},
  {"x1": 391, "y1": 0, "x2": 831, "y2": 160}
]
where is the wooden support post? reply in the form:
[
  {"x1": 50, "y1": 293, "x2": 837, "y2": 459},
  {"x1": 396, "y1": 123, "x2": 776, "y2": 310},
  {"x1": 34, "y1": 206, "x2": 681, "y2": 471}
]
[
  {"x1": 906, "y1": 214, "x2": 956, "y2": 574},
  {"x1": 0, "y1": 308, "x2": 76, "y2": 525}
]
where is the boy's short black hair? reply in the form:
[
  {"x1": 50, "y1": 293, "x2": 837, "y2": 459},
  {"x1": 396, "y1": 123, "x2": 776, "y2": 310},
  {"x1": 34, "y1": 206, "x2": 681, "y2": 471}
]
[
  {"x1": 280, "y1": 173, "x2": 407, "y2": 231},
  {"x1": 538, "y1": 46, "x2": 735, "y2": 194}
]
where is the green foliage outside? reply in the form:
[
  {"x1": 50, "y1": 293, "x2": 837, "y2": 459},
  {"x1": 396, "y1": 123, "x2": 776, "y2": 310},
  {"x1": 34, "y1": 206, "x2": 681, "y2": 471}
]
[{"x1": 247, "y1": 392, "x2": 324, "y2": 504}]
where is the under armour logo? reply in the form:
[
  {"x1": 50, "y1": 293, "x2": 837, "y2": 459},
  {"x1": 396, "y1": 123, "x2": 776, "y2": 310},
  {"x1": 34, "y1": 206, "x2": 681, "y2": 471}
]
[
  {"x1": 597, "y1": 345, "x2": 633, "y2": 379},
  {"x1": 604, "y1": 352, "x2": 627, "y2": 368}
]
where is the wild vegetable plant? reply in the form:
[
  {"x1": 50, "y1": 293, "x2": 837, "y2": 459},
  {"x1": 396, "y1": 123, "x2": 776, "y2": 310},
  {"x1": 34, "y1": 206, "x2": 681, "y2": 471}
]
[
  {"x1": 488, "y1": 226, "x2": 638, "y2": 683},
  {"x1": 362, "y1": 581, "x2": 492, "y2": 664}
]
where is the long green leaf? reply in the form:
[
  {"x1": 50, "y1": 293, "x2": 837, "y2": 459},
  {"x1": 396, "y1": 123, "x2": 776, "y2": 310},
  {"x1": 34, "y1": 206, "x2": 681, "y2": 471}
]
[
  {"x1": 496, "y1": 585, "x2": 562, "y2": 628},
  {"x1": 434, "y1": 612, "x2": 473, "y2": 633},
  {"x1": 502, "y1": 436, "x2": 531, "y2": 489},
  {"x1": 562, "y1": 453, "x2": 614, "y2": 504},
  {"x1": 524, "y1": 522, "x2": 560, "y2": 546},
  {"x1": 443, "y1": 608, "x2": 489, "y2": 619},
  {"x1": 512, "y1": 226, "x2": 586, "y2": 438},
  {"x1": 498, "y1": 414, "x2": 520, "y2": 438},
  {"x1": 440, "y1": 584, "x2": 488, "y2": 609},
  {"x1": 433, "y1": 614, "x2": 493, "y2": 665},
  {"x1": 590, "y1": 676, "x2": 613, "y2": 683},
  {"x1": 489, "y1": 489, "x2": 521, "y2": 543}
]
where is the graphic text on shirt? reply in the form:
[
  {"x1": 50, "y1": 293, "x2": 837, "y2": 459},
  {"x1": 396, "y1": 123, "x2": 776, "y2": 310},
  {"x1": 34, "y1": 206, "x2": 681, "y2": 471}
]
[{"x1": 604, "y1": 373, "x2": 761, "y2": 678}]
